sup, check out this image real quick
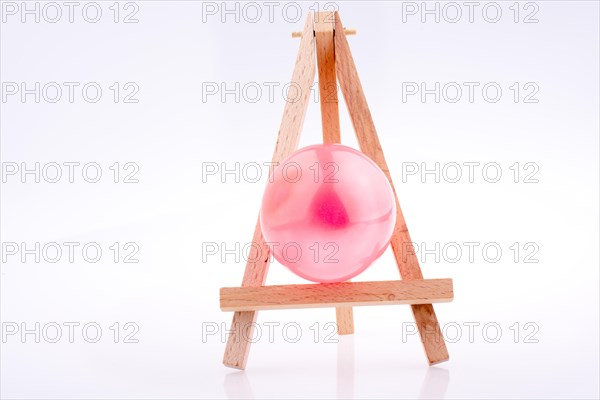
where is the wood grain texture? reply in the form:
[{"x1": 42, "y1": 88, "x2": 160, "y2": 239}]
[
  {"x1": 221, "y1": 279, "x2": 453, "y2": 311},
  {"x1": 315, "y1": 11, "x2": 341, "y2": 144},
  {"x1": 222, "y1": 13, "x2": 317, "y2": 370},
  {"x1": 314, "y1": 11, "x2": 353, "y2": 334},
  {"x1": 333, "y1": 12, "x2": 449, "y2": 365},
  {"x1": 335, "y1": 306, "x2": 354, "y2": 335}
]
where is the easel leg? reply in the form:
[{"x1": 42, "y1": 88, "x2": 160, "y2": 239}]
[
  {"x1": 223, "y1": 310, "x2": 260, "y2": 369},
  {"x1": 223, "y1": 221, "x2": 270, "y2": 369},
  {"x1": 315, "y1": 11, "x2": 341, "y2": 144},
  {"x1": 333, "y1": 12, "x2": 449, "y2": 364},
  {"x1": 222, "y1": 14, "x2": 317, "y2": 369},
  {"x1": 335, "y1": 306, "x2": 355, "y2": 335},
  {"x1": 315, "y1": 11, "x2": 354, "y2": 335}
]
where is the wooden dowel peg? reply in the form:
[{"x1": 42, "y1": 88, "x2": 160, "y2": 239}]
[{"x1": 292, "y1": 28, "x2": 356, "y2": 38}]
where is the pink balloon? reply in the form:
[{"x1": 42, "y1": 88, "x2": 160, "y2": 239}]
[{"x1": 260, "y1": 144, "x2": 396, "y2": 283}]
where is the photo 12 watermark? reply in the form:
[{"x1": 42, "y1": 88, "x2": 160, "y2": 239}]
[
  {"x1": 399, "y1": 1, "x2": 540, "y2": 24},
  {"x1": 1, "y1": 162, "x2": 140, "y2": 184},
  {"x1": 1, "y1": 82, "x2": 140, "y2": 104},
  {"x1": 201, "y1": 2, "x2": 340, "y2": 24},
  {"x1": 2, "y1": 321, "x2": 140, "y2": 343},
  {"x1": 1, "y1": 2, "x2": 140, "y2": 24},
  {"x1": 202, "y1": 240, "x2": 339, "y2": 265},
  {"x1": 403, "y1": 241, "x2": 540, "y2": 264},
  {"x1": 401, "y1": 82, "x2": 540, "y2": 104},
  {"x1": 1, "y1": 242, "x2": 140, "y2": 264},
  {"x1": 201, "y1": 80, "x2": 337, "y2": 104}
]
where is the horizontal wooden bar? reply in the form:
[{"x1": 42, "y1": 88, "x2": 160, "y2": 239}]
[{"x1": 220, "y1": 279, "x2": 453, "y2": 311}]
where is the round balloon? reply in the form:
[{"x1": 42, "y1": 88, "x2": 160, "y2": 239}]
[{"x1": 260, "y1": 143, "x2": 396, "y2": 283}]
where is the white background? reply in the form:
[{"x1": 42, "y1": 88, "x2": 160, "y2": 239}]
[{"x1": 1, "y1": 1, "x2": 599, "y2": 398}]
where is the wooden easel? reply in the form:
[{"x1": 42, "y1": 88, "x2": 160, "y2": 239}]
[{"x1": 220, "y1": 11, "x2": 453, "y2": 369}]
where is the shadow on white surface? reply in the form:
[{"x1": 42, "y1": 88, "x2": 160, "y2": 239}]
[
  {"x1": 418, "y1": 367, "x2": 450, "y2": 399},
  {"x1": 223, "y1": 336, "x2": 450, "y2": 399},
  {"x1": 224, "y1": 371, "x2": 255, "y2": 399},
  {"x1": 336, "y1": 335, "x2": 355, "y2": 399}
]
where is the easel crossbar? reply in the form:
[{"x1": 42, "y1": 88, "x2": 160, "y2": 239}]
[{"x1": 220, "y1": 279, "x2": 453, "y2": 311}]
